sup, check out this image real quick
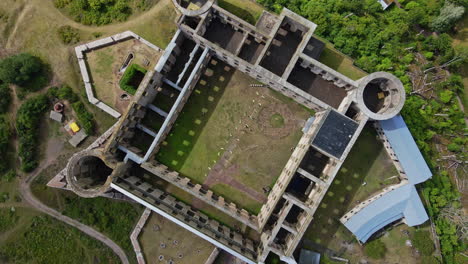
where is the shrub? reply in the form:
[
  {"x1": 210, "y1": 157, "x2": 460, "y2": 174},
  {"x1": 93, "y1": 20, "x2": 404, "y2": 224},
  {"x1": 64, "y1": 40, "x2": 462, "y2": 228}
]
[
  {"x1": 364, "y1": 239, "x2": 386, "y2": 259},
  {"x1": 71, "y1": 101, "x2": 94, "y2": 134},
  {"x1": 57, "y1": 85, "x2": 79, "y2": 103},
  {"x1": 57, "y1": 25, "x2": 80, "y2": 44},
  {"x1": 0, "y1": 53, "x2": 46, "y2": 89},
  {"x1": 412, "y1": 230, "x2": 434, "y2": 256},
  {"x1": 119, "y1": 64, "x2": 147, "y2": 95},
  {"x1": 0, "y1": 83, "x2": 10, "y2": 113},
  {"x1": 16, "y1": 95, "x2": 49, "y2": 172},
  {"x1": 54, "y1": 0, "x2": 133, "y2": 25},
  {"x1": 0, "y1": 116, "x2": 10, "y2": 173}
]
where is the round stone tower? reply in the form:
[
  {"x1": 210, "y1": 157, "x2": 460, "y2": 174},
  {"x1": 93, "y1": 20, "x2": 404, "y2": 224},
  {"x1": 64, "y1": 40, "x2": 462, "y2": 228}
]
[
  {"x1": 66, "y1": 149, "x2": 116, "y2": 198},
  {"x1": 356, "y1": 72, "x2": 406, "y2": 120}
]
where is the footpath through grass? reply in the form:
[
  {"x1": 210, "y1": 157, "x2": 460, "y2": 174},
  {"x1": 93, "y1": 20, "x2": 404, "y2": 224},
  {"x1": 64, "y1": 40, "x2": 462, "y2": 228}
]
[{"x1": 0, "y1": 209, "x2": 119, "y2": 263}]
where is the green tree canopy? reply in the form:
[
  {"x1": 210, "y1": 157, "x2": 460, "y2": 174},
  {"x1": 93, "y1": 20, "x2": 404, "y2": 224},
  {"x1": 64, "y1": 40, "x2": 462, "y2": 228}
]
[{"x1": 0, "y1": 53, "x2": 44, "y2": 86}]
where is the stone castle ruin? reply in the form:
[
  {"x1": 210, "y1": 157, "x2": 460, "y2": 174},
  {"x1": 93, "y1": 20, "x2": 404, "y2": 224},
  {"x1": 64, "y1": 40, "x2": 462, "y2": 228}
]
[{"x1": 51, "y1": 1, "x2": 419, "y2": 263}]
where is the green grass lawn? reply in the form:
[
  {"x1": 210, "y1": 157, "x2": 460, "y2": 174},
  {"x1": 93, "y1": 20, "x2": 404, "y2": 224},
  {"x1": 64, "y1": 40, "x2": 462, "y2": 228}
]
[
  {"x1": 155, "y1": 59, "x2": 311, "y2": 213},
  {"x1": 0, "y1": 211, "x2": 119, "y2": 263},
  {"x1": 211, "y1": 184, "x2": 263, "y2": 214},
  {"x1": 305, "y1": 125, "x2": 399, "y2": 247},
  {"x1": 317, "y1": 37, "x2": 367, "y2": 81},
  {"x1": 156, "y1": 61, "x2": 234, "y2": 182},
  {"x1": 218, "y1": 0, "x2": 264, "y2": 25}
]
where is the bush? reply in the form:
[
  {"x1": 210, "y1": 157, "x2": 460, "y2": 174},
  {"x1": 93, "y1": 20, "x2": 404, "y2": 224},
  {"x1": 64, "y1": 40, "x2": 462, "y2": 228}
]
[
  {"x1": 412, "y1": 230, "x2": 434, "y2": 256},
  {"x1": 57, "y1": 85, "x2": 79, "y2": 103},
  {"x1": 57, "y1": 25, "x2": 80, "y2": 44},
  {"x1": 364, "y1": 239, "x2": 386, "y2": 259},
  {"x1": 0, "y1": 53, "x2": 48, "y2": 91},
  {"x1": 16, "y1": 95, "x2": 49, "y2": 172},
  {"x1": 71, "y1": 101, "x2": 94, "y2": 134},
  {"x1": 0, "y1": 83, "x2": 11, "y2": 113},
  {"x1": 119, "y1": 64, "x2": 147, "y2": 95},
  {"x1": 0, "y1": 116, "x2": 10, "y2": 173},
  {"x1": 54, "y1": 0, "x2": 133, "y2": 25}
]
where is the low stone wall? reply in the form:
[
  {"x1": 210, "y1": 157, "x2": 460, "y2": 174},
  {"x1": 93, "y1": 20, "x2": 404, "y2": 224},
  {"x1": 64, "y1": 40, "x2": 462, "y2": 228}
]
[
  {"x1": 75, "y1": 31, "x2": 163, "y2": 119},
  {"x1": 130, "y1": 208, "x2": 151, "y2": 264}
]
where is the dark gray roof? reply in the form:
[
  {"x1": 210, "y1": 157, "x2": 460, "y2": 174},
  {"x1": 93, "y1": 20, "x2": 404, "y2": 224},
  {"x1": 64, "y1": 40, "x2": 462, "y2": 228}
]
[
  {"x1": 303, "y1": 37, "x2": 325, "y2": 59},
  {"x1": 312, "y1": 110, "x2": 358, "y2": 159}
]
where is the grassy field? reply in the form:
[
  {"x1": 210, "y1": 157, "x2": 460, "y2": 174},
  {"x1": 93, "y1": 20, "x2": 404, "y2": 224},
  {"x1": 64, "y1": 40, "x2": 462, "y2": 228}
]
[
  {"x1": 0, "y1": 0, "x2": 176, "y2": 133},
  {"x1": 316, "y1": 36, "x2": 368, "y2": 81},
  {"x1": 139, "y1": 213, "x2": 214, "y2": 264},
  {"x1": 156, "y1": 59, "x2": 311, "y2": 213},
  {"x1": 87, "y1": 40, "x2": 161, "y2": 113},
  {"x1": 30, "y1": 143, "x2": 143, "y2": 264},
  {"x1": 304, "y1": 126, "x2": 401, "y2": 254},
  {"x1": 218, "y1": 0, "x2": 264, "y2": 25},
  {"x1": 0, "y1": 210, "x2": 119, "y2": 263}
]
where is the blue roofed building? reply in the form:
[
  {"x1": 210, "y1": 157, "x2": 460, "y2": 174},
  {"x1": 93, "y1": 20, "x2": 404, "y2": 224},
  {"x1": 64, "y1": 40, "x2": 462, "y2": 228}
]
[
  {"x1": 377, "y1": 115, "x2": 432, "y2": 184},
  {"x1": 340, "y1": 115, "x2": 432, "y2": 243}
]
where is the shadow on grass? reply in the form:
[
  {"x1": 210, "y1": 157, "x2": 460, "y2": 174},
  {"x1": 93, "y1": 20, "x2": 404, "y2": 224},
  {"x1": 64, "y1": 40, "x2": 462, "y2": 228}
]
[
  {"x1": 218, "y1": 0, "x2": 258, "y2": 25},
  {"x1": 155, "y1": 59, "x2": 236, "y2": 183},
  {"x1": 318, "y1": 46, "x2": 345, "y2": 71},
  {"x1": 304, "y1": 125, "x2": 383, "y2": 248}
]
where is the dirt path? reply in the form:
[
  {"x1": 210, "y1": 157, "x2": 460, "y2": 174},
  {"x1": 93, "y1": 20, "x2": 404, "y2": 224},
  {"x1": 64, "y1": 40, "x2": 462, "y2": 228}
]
[
  {"x1": 5, "y1": 4, "x2": 29, "y2": 48},
  {"x1": 19, "y1": 161, "x2": 130, "y2": 264},
  {"x1": 16, "y1": 136, "x2": 129, "y2": 264}
]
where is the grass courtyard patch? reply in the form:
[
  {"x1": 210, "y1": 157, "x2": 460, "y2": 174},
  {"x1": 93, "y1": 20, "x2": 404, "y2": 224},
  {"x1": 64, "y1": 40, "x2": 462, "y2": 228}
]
[
  {"x1": 304, "y1": 125, "x2": 405, "y2": 262},
  {"x1": 139, "y1": 213, "x2": 214, "y2": 264},
  {"x1": 87, "y1": 40, "x2": 161, "y2": 112},
  {"x1": 155, "y1": 59, "x2": 312, "y2": 213}
]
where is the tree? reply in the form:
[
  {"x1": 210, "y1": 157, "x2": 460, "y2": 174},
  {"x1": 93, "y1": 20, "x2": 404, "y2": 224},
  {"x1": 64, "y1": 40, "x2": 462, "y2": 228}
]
[
  {"x1": 365, "y1": 239, "x2": 386, "y2": 259},
  {"x1": 431, "y1": 2, "x2": 465, "y2": 32},
  {"x1": 0, "y1": 53, "x2": 43, "y2": 86}
]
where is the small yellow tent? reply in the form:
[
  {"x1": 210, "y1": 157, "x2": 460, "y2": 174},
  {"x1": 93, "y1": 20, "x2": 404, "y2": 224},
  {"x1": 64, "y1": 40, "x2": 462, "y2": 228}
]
[{"x1": 70, "y1": 122, "x2": 80, "y2": 133}]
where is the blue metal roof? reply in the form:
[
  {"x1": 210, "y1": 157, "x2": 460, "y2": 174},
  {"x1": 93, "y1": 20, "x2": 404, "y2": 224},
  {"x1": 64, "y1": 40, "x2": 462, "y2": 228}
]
[
  {"x1": 379, "y1": 115, "x2": 432, "y2": 185},
  {"x1": 343, "y1": 184, "x2": 428, "y2": 242}
]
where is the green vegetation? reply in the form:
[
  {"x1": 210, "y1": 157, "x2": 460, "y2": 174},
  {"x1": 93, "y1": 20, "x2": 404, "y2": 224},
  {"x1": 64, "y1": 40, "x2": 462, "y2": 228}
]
[
  {"x1": 157, "y1": 61, "x2": 309, "y2": 212},
  {"x1": 0, "y1": 116, "x2": 10, "y2": 174},
  {"x1": 62, "y1": 196, "x2": 141, "y2": 256},
  {"x1": 0, "y1": 215, "x2": 119, "y2": 263},
  {"x1": 72, "y1": 101, "x2": 95, "y2": 134},
  {"x1": 269, "y1": 113, "x2": 284, "y2": 128},
  {"x1": 317, "y1": 39, "x2": 367, "y2": 80},
  {"x1": 48, "y1": 85, "x2": 95, "y2": 134},
  {"x1": 211, "y1": 184, "x2": 262, "y2": 214},
  {"x1": 57, "y1": 25, "x2": 80, "y2": 44},
  {"x1": 412, "y1": 230, "x2": 435, "y2": 256},
  {"x1": 305, "y1": 126, "x2": 399, "y2": 246},
  {"x1": 0, "y1": 53, "x2": 48, "y2": 92},
  {"x1": 119, "y1": 64, "x2": 147, "y2": 95},
  {"x1": 54, "y1": 0, "x2": 153, "y2": 25},
  {"x1": 0, "y1": 208, "x2": 18, "y2": 232},
  {"x1": 0, "y1": 84, "x2": 11, "y2": 113},
  {"x1": 218, "y1": 0, "x2": 264, "y2": 25},
  {"x1": 431, "y1": 1, "x2": 465, "y2": 32},
  {"x1": 364, "y1": 239, "x2": 386, "y2": 259},
  {"x1": 16, "y1": 94, "x2": 49, "y2": 172},
  {"x1": 257, "y1": 1, "x2": 467, "y2": 263}
]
